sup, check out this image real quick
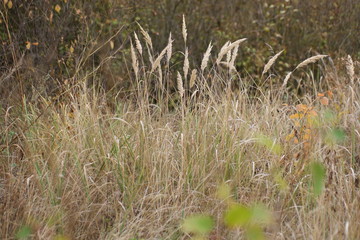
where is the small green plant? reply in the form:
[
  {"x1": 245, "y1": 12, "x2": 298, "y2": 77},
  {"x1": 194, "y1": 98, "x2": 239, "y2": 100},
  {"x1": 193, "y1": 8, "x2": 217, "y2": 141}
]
[
  {"x1": 310, "y1": 161, "x2": 326, "y2": 197},
  {"x1": 15, "y1": 225, "x2": 32, "y2": 239},
  {"x1": 224, "y1": 203, "x2": 272, "y2": 240},
  {"x1": 256, "y1": 134, "x2": 283, "y2": 155},
  {"x1": 182, "y1": 184, "x2": 273, "y2": 240},
  {"x1": 182, "y1": 215, "x2": 214, "y2": 239}
]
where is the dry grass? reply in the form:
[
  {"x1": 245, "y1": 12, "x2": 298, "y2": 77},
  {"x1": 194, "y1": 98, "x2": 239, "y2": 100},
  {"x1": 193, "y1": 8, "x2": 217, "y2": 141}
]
[
  {"x1": 262, "y1": 50, "x2": 284, "y2": 77},
  {"x1": 346, "y1": 55, "x2": 355, "y2": 85},
  {"x1": 201, "y1": 42, "x2": 213, "y2": 73},
  {"x1": 1, "y1": 26, "x2": 360, "y2": 240}
]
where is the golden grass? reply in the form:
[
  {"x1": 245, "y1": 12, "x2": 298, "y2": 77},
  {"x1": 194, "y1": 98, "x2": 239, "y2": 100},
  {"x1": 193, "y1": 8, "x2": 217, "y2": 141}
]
[{"x1": 1, "y1": 27, "x2": 359, "y2": 240}]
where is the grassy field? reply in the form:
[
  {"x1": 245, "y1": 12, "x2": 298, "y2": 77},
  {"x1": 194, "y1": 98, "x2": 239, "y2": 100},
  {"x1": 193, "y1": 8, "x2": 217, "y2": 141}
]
[{"x1": 1, "y1": 19, "x2": 360, "y2": 239}]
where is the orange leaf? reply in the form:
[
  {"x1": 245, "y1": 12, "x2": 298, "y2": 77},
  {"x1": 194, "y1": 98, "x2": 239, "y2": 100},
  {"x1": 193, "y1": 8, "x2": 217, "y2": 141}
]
[
  {"x1": 317, "y1": 93, "x2": 325, "y2": 97},
  {"x1": 7, "y1": 1, "x2": 13, "y2": 9},
  {"x1": 305, "y1": 128, "x2": 312, "y2": 134},
  {"x1": 303, "y1": 129, "x2": 312, "y2": 140},
  {"x1": 290, "y1": 113, "x2": 304, "y2": 119},
  {"x1": 296, "y1": 104, "x2": 308, "y2": 112},
  {"x1": 326, "y1": 91, "x2": 333, "y2": 99},
  {"x1": 32, "y1": 42, "x2": 39, "y2": 46},
  {"x1": 308, "y1": 110, "x2": 318, "y2": 117},
  {"x1": 25, "y1": 41, "x2": 31, "y2": 50},
  {"x1": 286, "y1": 131, "x2": 295, "y2": 141},
  {"x1": 303, "y1": 134, "x2": 311, "y2": 141},
  {"x1": 54, "y1": 4, "x2": 61, "y2": 13},
  {"x1": 320, "y1": 97, "x2": 329, "y2": 105}
]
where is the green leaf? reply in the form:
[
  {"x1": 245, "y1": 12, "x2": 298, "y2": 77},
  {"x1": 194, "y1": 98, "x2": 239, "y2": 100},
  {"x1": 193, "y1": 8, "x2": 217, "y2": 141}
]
[
  {"x1": 273, "y1": 171, "x2": 289, "y2": 192},
  {"x1": 224, "y1": 204, "x2": 252, "y2": 227},
  {"x1": 323, "y1": 110, "x2": 337, "y2": 125},
  {"x1": 246, "y1": 225, "x2": 265, "y2": 240},
  {"x1": 182, "y1": 215, "x2": 214, "y2": 235},
  {"x1": 16, "y1": 226, "x2": 32, "y2": 239},
  {"x1": 325, "y1": 128, "x2": 346, "y2": 145},
  {"x1": 311, "y1": 162, "x2": 326, "y2": 197},
  {"x1": 256, "y1": 134, "x2": 282, "y2": 155},
  {"x1": 225, "y1": 204, "x2": 272, "y2": 228},
  {"x1": 251, "y1": 204, "x2": 272, "y2": 225},
  {"x1": 216, "y1": 182, "x2": 231, "y2": 200},
  {"x1": 54, "y1": 235, "x2": 71, "y2": 240}
]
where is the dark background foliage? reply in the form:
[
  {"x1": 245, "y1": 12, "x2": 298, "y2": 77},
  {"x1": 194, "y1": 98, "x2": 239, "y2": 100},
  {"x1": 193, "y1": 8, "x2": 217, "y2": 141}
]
[{"x1": 1, "y1": 0, "x2": 359, "y2": 105}]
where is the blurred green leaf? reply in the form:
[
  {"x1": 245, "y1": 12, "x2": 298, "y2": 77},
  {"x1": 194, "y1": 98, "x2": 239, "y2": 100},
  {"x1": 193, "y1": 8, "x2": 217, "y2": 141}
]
[
  {"x1": 251, "y1": 204, "x2": 272, "y2": 225},
  {"x1": 256, "y1": 134, "x2": 282, "y2": 155},
  {"x1": 216, "y1": 182, "x2": 231, "y2": 200},
  {"x1": 16, "y1": 226, "x2": 32, "y2": 239},
  {"x1": 325, "y1": 128, "x2": 346, "y2": 145},
  {"x1": 182, "y1": 215, "x2": 214, "y2": 236},
  {"x1": 273, "y1": 171, "x2": 289, "y2": 192},
  {"x1": 225, "y1": 203, "x2": 272, "y2": 240},
  {"x1": 323, "y1": 110, "x2": 337, "y2": 125},
  {"x1": 246, "y1": 225, "x2": 265, "y2": 240},
  {"x1": 311, "y1": 162, "x2": 326, "y2": 197},
  {"x1": 54, "y1": 235, "x2": 71, "y2": 240},
  {"x1": 224, "y1": 204, "x2": 252, "y2": 227}
]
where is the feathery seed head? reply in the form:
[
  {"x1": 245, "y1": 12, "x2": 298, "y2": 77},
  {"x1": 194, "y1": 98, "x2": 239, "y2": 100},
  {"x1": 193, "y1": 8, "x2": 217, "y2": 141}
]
[
  {"x1": 177, "y1": 71, "x2": 184, "y2": 98},
  {"x1": 201, "y1": 42, "x2": 213, "y2": 72},
  {"x1": 262, "y1": 50, "x2": 284, "y2": 76},
  {"x1": 133, "y1": 32, "x2": 143, "y2": 55},
  {"x1": 182, "y1": 15, "x2": 187, "y2": 44}
]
